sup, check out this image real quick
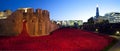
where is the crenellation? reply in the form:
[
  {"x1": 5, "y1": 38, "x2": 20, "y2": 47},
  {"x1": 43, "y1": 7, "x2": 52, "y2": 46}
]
[
  {"x1": 27, "y1": 8, "x2": 34, "y2": 13},
  {"x1": 17, "y1": 9, "x2": 26, "y2": 13},
  {"x1": 36, "y1": 9, "x2": 42, "y2": 14}
]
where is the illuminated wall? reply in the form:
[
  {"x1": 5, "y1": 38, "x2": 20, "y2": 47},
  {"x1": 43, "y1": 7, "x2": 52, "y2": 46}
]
[{"x1": 0, "y1": 8, "x2": 59, "y2": 36}]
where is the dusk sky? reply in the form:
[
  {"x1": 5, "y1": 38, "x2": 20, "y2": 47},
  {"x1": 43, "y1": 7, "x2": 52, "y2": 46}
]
[{"x1": 0, "y1": 0, "x2": 120, "y2": 22}]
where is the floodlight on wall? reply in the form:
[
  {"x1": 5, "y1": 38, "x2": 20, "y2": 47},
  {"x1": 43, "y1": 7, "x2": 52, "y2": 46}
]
[
  {"x1": 24, "y1": 8, "x2": 28, "y2": 13},
  {"x1": 18, "y1": 8, "x2": 31, "y2": 13}
]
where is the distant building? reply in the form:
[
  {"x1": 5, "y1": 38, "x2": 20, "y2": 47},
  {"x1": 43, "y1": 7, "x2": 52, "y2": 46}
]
[
  {"x1": 56, "y1": 20, "x2": 83, "y2": 27},
  {"x1": 96, "y1": 4, "x2": 99, "y2": 18},
  {"x1": 92, "y1": 5, "x2": 120, "y2": 23},
  {"x1": 94, "y1": 16, "x2": 106, "y2": 23},
  {"x1": 104, "y1": 12, "x2": 120, "y2": 23},
  {"x1": 0, "y1": 10, "x2": 12, "y2": 19},
  {"x1": 68, "y1": 20, "x2": 83, "y2": 26},
  {"x1": 90, "y1": 5, "x2": 108, "y2": 24}
]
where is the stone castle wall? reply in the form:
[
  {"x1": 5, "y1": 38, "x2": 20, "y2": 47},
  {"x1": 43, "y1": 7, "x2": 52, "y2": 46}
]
[{"x1": 0, "y1": 8, "x2": 59, "y2": 36}]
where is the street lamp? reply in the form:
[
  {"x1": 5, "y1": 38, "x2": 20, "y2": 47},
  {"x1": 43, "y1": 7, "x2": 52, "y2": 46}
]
[
  {"x1": 95, "y1": 28, "x2": 98, "y2": 32},
  {"x1": 115, "y1": 30, "x2": 120, "y2": 36}
]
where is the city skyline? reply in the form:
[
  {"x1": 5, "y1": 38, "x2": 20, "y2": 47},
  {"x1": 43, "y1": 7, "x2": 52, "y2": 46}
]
[{"x1": 0, "y1": 0, "x2": 120, "y2": 22}]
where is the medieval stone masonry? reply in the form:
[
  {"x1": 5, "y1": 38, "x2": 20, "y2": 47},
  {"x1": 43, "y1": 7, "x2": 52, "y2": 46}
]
[{"x1": 0, "y1": 8, "x2": 59, "y2": 36}]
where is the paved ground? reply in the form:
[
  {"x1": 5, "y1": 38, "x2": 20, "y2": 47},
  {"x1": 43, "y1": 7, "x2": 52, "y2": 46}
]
[{"x1": 108, "y1": 35, "x2": 120, "y2": 51}]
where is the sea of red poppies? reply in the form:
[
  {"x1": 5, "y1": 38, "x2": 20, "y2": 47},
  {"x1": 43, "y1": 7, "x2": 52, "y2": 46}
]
[
  {"x1": 0, "y1": 28, "x2": 114, "y2": 51},
  {"x1": 0, "y1": 22, "x2": 114, "y2": 51}
]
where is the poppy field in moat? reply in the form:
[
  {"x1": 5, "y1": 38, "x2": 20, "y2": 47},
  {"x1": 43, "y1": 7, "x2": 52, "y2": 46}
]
[
  {"x1": 0, "y1": 28, "x2": 114, "y2": 51},
  {"x1": 0, "y1": 22, "x2": 114, "y2": 51}
]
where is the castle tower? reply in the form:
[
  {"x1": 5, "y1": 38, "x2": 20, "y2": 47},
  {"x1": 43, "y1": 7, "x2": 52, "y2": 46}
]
[
  {"x1": 0, "y1": 8, "x2": 59, "y2": 36},
  {"x1": 96, "y1": 4, "x2": 99, "y2": 18}
]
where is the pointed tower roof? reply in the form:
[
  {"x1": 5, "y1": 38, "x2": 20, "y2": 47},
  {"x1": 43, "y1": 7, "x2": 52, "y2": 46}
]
[{"x1": 96, "y1": 4, "x2": 99, "y2": 7}]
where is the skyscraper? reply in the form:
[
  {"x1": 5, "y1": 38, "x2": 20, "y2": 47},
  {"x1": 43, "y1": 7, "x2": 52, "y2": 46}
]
[
  {"x1": 92, "y1": 4, "x2": 105, "y2": 23},
  {"x1": 96, "y1": 5, "x2": 99, "y2": 18}
]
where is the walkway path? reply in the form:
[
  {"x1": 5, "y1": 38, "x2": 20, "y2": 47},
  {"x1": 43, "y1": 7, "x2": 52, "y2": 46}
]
[{"x1": 108, "y1": 35, "x2": 120, "y2": 51}]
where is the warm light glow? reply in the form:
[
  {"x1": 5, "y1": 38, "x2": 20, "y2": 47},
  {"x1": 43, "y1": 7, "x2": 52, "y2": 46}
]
[
  {"x1": 18, "y1": 8, "x2": 31, "y2": 13},
  {"x1": 116, "y1": 31, "x2": 120, "y2": 35},
  {"x1": 23, "y1": 8, "x2": 28, "y2": 13},
  {"x1": 95, "y1": 28, "x2": 98, "y2": 32},
  {"x1": 0, "y1": 12, "x2": 4, "y2": 16},
  {"x1": 0, "y1": 16, "x2": 7, "y2": 19}
]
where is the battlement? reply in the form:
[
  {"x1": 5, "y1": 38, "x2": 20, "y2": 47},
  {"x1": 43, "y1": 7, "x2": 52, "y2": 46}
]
[
  {"x1": 36, "y1": 9, "x2": 42, "y2": 14},
  {"x1": 42, "y1": 10, "x2": 49, "y2": 15},
  {"x1": 27, "y1": 8, "x2": 34, "y2": 13},
  {"x1": 17, "y1": 8, "x2": 49, "y2": 16},
  {"x1": 18, "y1": 8, "x2": 33, "y2": 13}
]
